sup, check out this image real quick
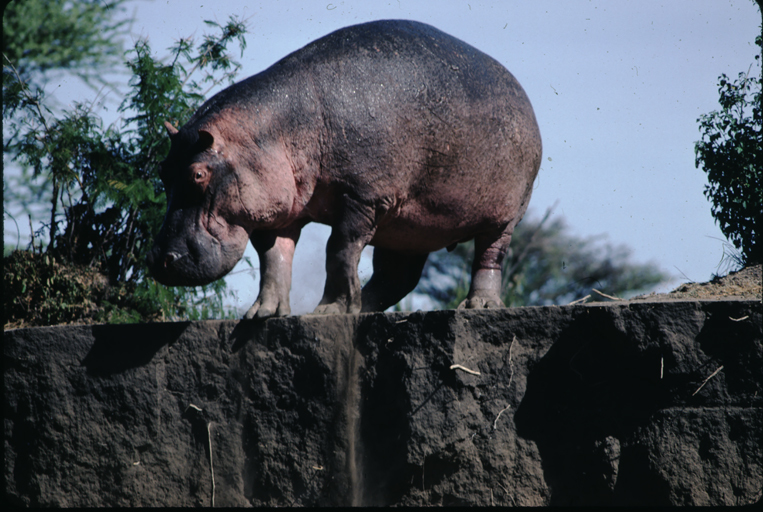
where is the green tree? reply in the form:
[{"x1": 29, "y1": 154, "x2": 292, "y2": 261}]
[
  {"x1": 3, "y1": 0, "x2": 129, "y2": 120},
  {"x1": 3, "y1": 0, "x2": 131, "y2": 245},
  {"x1": 3, "y1": 8, "x2": 249, "y2": 327},
  {"x1": 694, "y1": 7, "x2": 762, "y2": 266},
  {"x1": 414, "y1": 207, "x2": 668, "y2": 309}
]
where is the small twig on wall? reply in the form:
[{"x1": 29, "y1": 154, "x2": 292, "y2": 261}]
[
  {"x1": 692, "y1": 365, "x2": 724, "y2": 396},
  {"x1": 208, "y1": 422, "x2": 215, "y2": 508},
  {"x1": 498, "y1": 483, "x2": 516, "y2": 506},
  {"x1": 450, "y1": 364, "x2": 481, "y2": 376},
  {"x1": 185, "y1": 404, "x2": 215, "y2": 507},
  {"x1": 492, "y1": 335, "x2": 516, "y2": 430},
  {"x1": 730, "y1": 315, "x2": 749, "y2": 322},
  {"x1": 493, "y1": 404, "x2": 511, "y2": 430},
  {"x1": 568, "y1": 294, "x2": 591, "y2": 305},
  {"x1": 591, "y1": 289, "x2": 622, "y2": 301}
]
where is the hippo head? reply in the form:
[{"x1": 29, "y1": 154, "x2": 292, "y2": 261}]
[{"x1": 148, "y1": 122, "x2": 251, "y2": 286}]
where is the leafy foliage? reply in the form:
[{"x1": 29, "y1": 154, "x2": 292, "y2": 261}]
[
  {"x1": 3, "y1": 249, "x2": 234, "y2": 329},
  {"x1": 3, "y1": 7, "x2": 249, "y2": 326},
  {"x1": 4, "y1": 249, "x2": 150, "y2": 328},
  {"x1": 415, "y1": 208, "x2": 668, "y2": 309},
  {"x1": 2, "y1": 0, "x2": 127, "y2": 78},
  {"x1": 2, "y1": 0, "x2": 129, "y2": 119},
  {"x1": 695, "y1": 34, "x2": 762, "y2": 266}
]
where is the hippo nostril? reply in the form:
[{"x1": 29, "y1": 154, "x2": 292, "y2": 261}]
[{"x1": 163, "y1": 252, "x2": 183, "y2": 269}]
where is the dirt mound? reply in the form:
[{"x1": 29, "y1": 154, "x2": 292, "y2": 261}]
[{"x1": 632, "y1": 264, "x2": 761, "y2": 302}]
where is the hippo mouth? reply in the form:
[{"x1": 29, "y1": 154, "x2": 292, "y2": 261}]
[
  {"x1": 148, "y1": 226, "x2": 246, "y2": 287},
  {"x1": 155, "y1": 251, "x2": 197, "y2": 285}
]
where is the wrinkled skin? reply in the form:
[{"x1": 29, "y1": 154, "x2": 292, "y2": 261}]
[{"x1": 148, "y1": 20, "x2": 542, "y2": 318}]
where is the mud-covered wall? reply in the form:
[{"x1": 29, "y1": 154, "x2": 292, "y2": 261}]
[{"x1": 4, "y1": 300, "x2": 762, "y2": 506}]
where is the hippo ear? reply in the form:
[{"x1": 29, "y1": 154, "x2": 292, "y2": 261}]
[
  {"x1": 164, "y1": 121, "x2": 179, "y2": 137},
  {"x1": 196, "y1": 129, "x2": 220, "y2": 153}
]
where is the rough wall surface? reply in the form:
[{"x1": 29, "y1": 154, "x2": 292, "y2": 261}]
[{"x1": 4, "y1": 300, "x2": 762, "y2": 506}]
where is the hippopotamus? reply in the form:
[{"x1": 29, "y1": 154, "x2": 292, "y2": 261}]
[{"x1": 148, "y1": 19, "x2": 542, "y2": 318}]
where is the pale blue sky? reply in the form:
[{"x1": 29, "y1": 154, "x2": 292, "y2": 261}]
[{"x1": 5, "y1": 0, "x2": 761, "y2": 314}]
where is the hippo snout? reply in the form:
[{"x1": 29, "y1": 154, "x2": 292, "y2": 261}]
[
  {"x1": 161, "y1": 251, "x2": 186, "y2": 269},
  {"x1": 147, "y1": 245, "x2": 189, "y2": 285},
  {"x1": 147, "y1": 227, "x2": 248, "y2": 287}
]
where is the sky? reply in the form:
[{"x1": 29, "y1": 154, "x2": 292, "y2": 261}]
[{"x1": 4, "y1": 0, "x2": 761, "y2": 315}]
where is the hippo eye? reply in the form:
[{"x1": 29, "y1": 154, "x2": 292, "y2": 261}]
[{"x1": 192, "y1": 167, "x2": 209, "y2": 185}]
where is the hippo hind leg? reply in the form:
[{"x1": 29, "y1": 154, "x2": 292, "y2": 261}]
[
  {"x1": 458, "y1": 226, "x2": 513, "y2": 309},
  {"x1": 361, "y1": 248, "x2": 428, "y2": 312}
]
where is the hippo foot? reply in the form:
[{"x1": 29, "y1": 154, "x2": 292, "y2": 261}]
[
  {"x1": 243, "y1": 296, "x2": 290, "y2": 320},
  {"x1": 311, "y1": 299, "x2": 361, "y2": 315},
  {"x1": 457, "y1": 294, "x2": 505, "y2": 310},
  {"x1": 311, "y1": 303, "x2": 344, "y2": 315}
]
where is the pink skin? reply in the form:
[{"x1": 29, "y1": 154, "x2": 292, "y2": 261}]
[
  {"x1": 154, "y1": 112, "x2": 537, "y2": 317},
  {"x1": 154, "y1": 111, "x2": 536, "y2": 317},
  {"x1": 148, "y1": 20, "x2": 542, "y2": 318}
]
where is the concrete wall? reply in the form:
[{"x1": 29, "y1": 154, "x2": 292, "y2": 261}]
[{"x1": 4, "y1": 300, "x2": 762, "y2": 506}]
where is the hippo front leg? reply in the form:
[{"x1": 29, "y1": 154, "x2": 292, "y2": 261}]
[
  {"x1": 244, "y1": 226, "x2": 302, "y2": 320},
  {"x1": 314, "y1": 195, "x2": 376, "y2": 315}
]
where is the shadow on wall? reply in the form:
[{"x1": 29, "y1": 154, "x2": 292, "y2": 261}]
[
  {"x1": 514, "y1": 308, "x2": 669, "y2": 505},
  {"x1": 515, "y1": 303, "x2": 763, "y2": 506},
  {"x1": 83, "y1": 322, "x2": 190, "y2": 375}
]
